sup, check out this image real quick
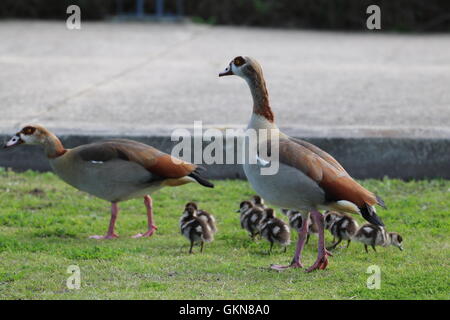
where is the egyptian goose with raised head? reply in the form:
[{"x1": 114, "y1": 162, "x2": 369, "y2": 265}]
[
  {"x1": 4, "y1": 125, "x2": 214, "y2": 239},
  {"x1": 219, "y1": 56, "x2": 386, "y2": 272}
]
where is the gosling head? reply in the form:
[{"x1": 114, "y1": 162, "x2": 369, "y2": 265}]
[
  {"x1": 185, "y1": 202, "x2": 198, "y2": 210},
  {"x1": 324, "y1": 211, "x2": 342, "y2": 230},
  {"x1": 237, "y1": 200, "x2": 253, "y2": 213},
  {"x1": 388, "y1": 232, "x2": 404, "y2": 251}
]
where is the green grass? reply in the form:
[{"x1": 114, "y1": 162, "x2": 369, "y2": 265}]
[{"x1": 0, "y1": 169, "x2": 449, "y2": 299}]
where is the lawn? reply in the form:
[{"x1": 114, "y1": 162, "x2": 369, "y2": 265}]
[{"x1": 0, "y1": 168, "x2": 448, "y2": 299}]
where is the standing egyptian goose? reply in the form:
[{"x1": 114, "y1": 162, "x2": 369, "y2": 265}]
[
  {"x1": 219, "y1": 56, "x2": 385, "y2": 272},
  {"x1": 185, "y1": 202, "x2": 217, "y2": 234},
  {"x1": 4, "y1": 125, "x2": 214, "y2": 239}
]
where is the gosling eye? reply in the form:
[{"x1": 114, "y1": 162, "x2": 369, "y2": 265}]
[{"x1": 233, "y1": 56, "x2": 245, "y2": 67}]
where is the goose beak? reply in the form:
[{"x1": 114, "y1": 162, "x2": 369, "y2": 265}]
[
  {"x1": 235, "y1": 209, "x2": 240, "y2": 213},
  {"x1": 4, "y1": 134, "x2": 23, "y2": 148},
  {"x1": 219, "y1": 64, "x2": 233, "y2": 77}
]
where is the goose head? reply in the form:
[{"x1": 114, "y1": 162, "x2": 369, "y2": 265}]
[
  {"x1": 4, "y1": 124, "x2": 45, "y2": 148},
  {"x1": 219, "y1": 56, "x2": 264, "y2": 82}
]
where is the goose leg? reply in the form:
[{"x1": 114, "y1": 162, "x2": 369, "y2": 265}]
[
  {"x1": 306, "y1": 210, "x2": 333, "y2": 272},
  {"x1": 90, "y1": 202, "x2": 119, "y2": 239},
  {"x1": 132, "y1": 195, "x2": 158, "y2": 238},
  {"x1": 271, "y1": 212, "x2": 309, "y2": 270}
]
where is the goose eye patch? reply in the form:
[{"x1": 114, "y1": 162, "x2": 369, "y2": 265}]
[
  {"x1": 22, "y1": 126, "x2": 36, "y2": 135},
  {"x1": 234, "y1": 57, "x2": 245, "y2": 66}
]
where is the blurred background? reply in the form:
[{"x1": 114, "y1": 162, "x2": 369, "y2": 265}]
[
  {"x1": 1, "y1": 0, "x2": 449, "y2": 31},
  {"x1": 0, "y1": 0, "x2": 449, "y2": 179}
]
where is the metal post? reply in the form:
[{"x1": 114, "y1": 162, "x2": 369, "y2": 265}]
[
  {"x1": 136, "y1": 0, "x2": 144, "y2": 17},
  {"x1": 155, "y1": 0, "x2": 164, "y2": 18}
]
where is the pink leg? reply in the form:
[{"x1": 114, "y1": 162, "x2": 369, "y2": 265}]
[
  {"x1": 90, "y1": 202, "x2": 119, "y2": 239},
  {"x1": 132, "y1": 195, "x2": 158, "y2": 238},
  {"x1": 271, "y1": 212, "x2": 309, "y2": 271},
  {"x1": 306, "y1": 210, "x2": 333, "y2": 272}
]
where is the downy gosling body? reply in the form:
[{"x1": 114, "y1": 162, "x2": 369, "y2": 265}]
[
  {"x1": 180, "y1": 206, "x2": 214, "y2": 253},
  {"x1": 237, "y1": 200, "x2": 263, "y2": 240},
  {"x1": 353, "y1": 224, "x2": 403, "y2": 253},
  {"x1": 259, "y1": 208, "x2": 291, "y2": 254}
]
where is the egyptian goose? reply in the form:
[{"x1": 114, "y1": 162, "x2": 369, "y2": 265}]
[
  {"x1": 219, "y1": 56, "x2": 386, "y2": 272},
  {"x1": 324, "y1": 211, "x2": 359, "y2": 250},
  {"x1": 281, "y1": 209, "x2": 318, "y2": 244},
  {"x1": 4, "y1": 125, "x2": 214, "y2": 239},
  {"x1": 353, "y1": 224, "x2": 403, "y2": 253},
  {"x1": 237, "y1": 200, "x2": 263, "y2": 240},
  {"x1": 259, "y1": 208, "x2": 291, "y2": 254},
  {"x1": 179, "y1": 206, "x2": 214, "y2": 253},
  {"x1": 185, "y1": 202, "x2": 217, "y2": 234}
]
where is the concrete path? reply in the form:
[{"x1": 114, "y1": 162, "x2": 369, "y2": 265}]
[{"x1": 0, "y1": 21, "x2": 449, "y2": 178}]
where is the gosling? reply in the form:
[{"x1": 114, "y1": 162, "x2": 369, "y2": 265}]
[
  {"x1": 281, "y1": 209, "x2": 318, "y2": 244},
  {"x1": 185, "y1": 202, "x2": 217, "y2": 234},
  {"x1": 237, "y1": 200, "x2": 263, "y2": 240},
  {"x1": 180, "y1": 206, "x2": 214, "y2": 253},
  {"x1": 324, "y1": 211, "x2": 359, "y2": 250},
  {"x1": 259, "y1": 208, "x2": 290, "y2": 254},
  {"x1": 353, "y1": 224, "x2": 404, "y2": 253}
]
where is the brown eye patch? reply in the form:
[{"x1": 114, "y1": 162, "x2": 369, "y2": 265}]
[
  {"x1": 22, "y1": 126, "x2": 36, "y2": 135},
  {"x1": 233, "y1": 56, "x2": 245, "y2": 66}
]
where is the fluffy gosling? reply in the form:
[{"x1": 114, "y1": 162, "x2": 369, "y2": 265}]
[
  {"x1": 281, "y1": 209, "x2": 318, "y2": 244},
  {"x1": 324, "y1": 211, "x2": 359, "y2": 250},
  {"x1": 185, "y1": 202, "x2": 217, "y2": 234},
  {"x1": 353, "y1": 224, "x2": 404, "y2": 253},
  {"x1": 259, "y1": 208, "x2": 290, "y2": 254},
  {"x1": 237, "y1": 200, "x2": 263, "y2": 240},
  {"x1": 180, "y1": 206, "x2": 214, "y2": 253}
]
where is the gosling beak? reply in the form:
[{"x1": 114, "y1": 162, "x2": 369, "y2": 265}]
[
  {"x1": 399, "y1": 246, "x2": 404, "y2": 251},
  {"x1": 4, "y1": 134, "x2": 23, "y2": 148},
  {"x1": 219, "y1": 64, "x2": 233, "y2": 77}
]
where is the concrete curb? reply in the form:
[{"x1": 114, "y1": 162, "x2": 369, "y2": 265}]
[{"x1": 1, "y1": 128, "x2": 449, "y2": 180}]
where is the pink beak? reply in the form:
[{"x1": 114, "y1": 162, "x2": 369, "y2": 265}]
[{"x1": 219, "y1": 64, "x2": 233, "y2": 77}]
